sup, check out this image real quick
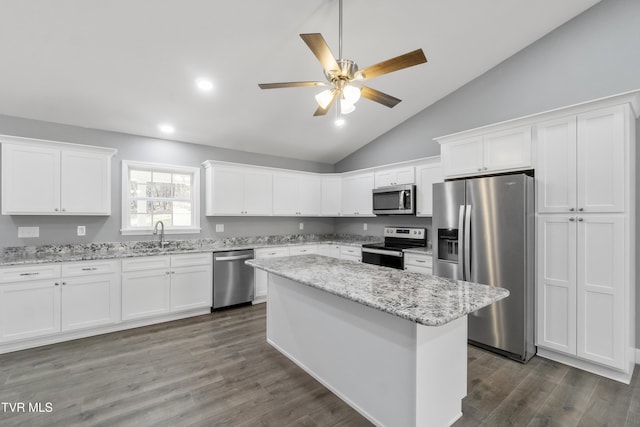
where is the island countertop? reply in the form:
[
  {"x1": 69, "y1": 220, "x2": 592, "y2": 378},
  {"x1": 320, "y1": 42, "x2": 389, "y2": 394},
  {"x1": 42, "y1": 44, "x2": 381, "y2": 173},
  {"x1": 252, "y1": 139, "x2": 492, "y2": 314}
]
[{"x1": 246, "y1": 254, "x2": 509, "y2": 327}]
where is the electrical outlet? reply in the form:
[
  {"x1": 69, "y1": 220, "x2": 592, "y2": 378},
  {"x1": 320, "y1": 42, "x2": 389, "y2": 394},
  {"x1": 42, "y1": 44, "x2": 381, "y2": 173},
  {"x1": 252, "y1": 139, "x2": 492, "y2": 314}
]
[
  {"x1": 299, "y1": 222, "x2": 304, "y2": 230},
  {"x1": 77, "y1": 226, "x2": 86, "y2": 236},
  {"x1": 18, "y1": 227, "x2": 39, "y2": 238},
  {"x1": 363, "y1": 223, "x2": 368, "y2": 231},
  {"x1": 215, "y1": 224, "x2": 224, "y2": 232}
]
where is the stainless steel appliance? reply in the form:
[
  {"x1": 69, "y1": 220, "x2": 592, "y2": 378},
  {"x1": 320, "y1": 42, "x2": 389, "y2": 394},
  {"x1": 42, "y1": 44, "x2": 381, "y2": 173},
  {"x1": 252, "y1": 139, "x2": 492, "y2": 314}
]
[
  {"x1": 213, "y1": 249, "x2": 255, "y2": 310},
  {"x1": 372, "y1": 184, "x2": 415, "y2": 215},
  {"x1": 362, "y1": 226, "x2": 426, "y2": 269},
  {"x1": 433, "y1": 173, "x2": 535, "y2": 362}
]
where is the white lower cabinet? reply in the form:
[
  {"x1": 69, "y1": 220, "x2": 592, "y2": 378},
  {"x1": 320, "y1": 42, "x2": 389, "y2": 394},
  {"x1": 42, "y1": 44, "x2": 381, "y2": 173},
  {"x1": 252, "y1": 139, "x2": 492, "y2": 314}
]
[
  {"x1": 339, "y1": 246, "x2": 362, "y2": 262},
  {"x1": 537, "y1": 214, "x2": 629, "y2": 372},
  {"x1": 0, "y1": 279, "x2": 61, "y2": 342},
  {"x1": 0, "y1": 260, "x2": 120, "y2": 343},
  {"x1": 254, "y1": 247, "x2": 290, "y2": 304},
  {"x1": 122, "y1": 253, "x2": 212, "y2": 321},
  {"x1": 318, "y1": 244, "x2": 341, "y2": 258},
  {"x1": 404, "y1": 253, "x2": 433, "y2": 275}
]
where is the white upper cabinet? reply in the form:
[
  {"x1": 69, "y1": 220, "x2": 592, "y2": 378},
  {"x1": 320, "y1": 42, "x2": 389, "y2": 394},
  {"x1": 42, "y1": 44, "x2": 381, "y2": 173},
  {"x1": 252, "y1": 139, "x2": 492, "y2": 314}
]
[
  {"x1": 1, "y1": 137, "x2": 115, "y2": 215},
  {"x1": 536, "y1": 106, "x2": 626, "y2": 213},
  {"x1": 439, "y1": 126, "x2": 531, "y2": 178},
  {"x1": 204, "y1": 162, "x2": 273, "y2": 216},
  {"x1": 321, "y1": 175, "x2": 342, "y2": 216},
  {"x1": 415, "y1": 158, "x2": 443, "y2": 217},
  {"x1": 273, "y1": 172, "x2": 321, "y2": 216},
  {"x1": 341, "y1": 172, "x2": 374, "y2": 216},
  {"x1": 374, "y1": 166, "x2": 415, "y2": 187}
]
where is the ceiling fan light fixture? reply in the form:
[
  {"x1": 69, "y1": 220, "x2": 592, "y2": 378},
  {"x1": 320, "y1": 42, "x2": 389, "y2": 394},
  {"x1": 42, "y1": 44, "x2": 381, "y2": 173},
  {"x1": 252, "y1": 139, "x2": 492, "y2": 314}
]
[
  {"x1": 343, "y1": 85, "x2": 361, "y2": 104},
  {"x1": 315, "y1": 89, "x2": 335, "y2": 109},
  {"x1": 335, "y1": 116, "x2": 346, "y2": 127},
  {"x1": 340, "y1": 98, "x2": 356, "y2": 114}
]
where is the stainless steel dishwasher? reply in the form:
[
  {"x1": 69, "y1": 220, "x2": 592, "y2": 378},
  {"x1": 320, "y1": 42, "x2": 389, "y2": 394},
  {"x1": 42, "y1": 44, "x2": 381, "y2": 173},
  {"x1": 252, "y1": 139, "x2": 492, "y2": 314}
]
[{"x1": 212, "y1": 249, "x2": 255, "y2": 310}]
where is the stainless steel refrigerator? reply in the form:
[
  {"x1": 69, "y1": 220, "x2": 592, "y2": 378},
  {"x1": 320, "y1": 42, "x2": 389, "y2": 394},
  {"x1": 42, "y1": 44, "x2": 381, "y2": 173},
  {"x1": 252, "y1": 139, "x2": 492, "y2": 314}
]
[{"x1": 433, "y1": 173, "x2": 535, "y2": 362}]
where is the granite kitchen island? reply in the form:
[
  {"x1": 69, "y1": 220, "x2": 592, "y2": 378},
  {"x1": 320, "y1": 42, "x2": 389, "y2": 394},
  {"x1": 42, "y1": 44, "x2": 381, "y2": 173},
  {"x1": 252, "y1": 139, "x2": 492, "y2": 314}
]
[{"x1": 246, "y1": 255, "x2": 509, "y2": 427}]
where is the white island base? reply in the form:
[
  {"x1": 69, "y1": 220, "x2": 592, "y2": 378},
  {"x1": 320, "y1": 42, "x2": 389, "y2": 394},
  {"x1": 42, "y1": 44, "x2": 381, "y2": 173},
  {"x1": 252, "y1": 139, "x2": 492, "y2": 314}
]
[{"x1": 267, "y1": 274, "x2": 468, "y2": 427}]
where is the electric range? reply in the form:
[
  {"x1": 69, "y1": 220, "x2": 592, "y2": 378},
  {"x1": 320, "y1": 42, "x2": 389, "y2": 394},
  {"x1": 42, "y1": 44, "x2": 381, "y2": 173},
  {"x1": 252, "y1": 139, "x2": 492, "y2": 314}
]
[{"x1": 361, "y1": 226, "x2": 427, "y2": 270}]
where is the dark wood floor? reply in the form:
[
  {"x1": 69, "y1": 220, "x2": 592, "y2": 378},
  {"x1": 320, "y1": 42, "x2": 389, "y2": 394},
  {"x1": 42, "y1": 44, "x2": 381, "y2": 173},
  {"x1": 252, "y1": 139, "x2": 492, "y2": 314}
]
[{"x1": 0, "y1": 304, "x2": 638, "y2": 427}]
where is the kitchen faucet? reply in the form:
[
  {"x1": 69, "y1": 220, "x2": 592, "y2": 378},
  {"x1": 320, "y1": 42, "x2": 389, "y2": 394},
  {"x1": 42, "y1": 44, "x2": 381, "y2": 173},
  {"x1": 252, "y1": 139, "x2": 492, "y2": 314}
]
[{"x1": 153, "y1": 220, "x2": 168, "y2": 248}]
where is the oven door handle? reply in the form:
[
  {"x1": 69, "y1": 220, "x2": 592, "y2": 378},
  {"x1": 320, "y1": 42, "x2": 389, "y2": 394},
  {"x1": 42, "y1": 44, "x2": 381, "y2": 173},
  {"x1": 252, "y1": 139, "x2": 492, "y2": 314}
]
[{"x1": 361, "y1": 248, "x2": 403, "y2": 257}]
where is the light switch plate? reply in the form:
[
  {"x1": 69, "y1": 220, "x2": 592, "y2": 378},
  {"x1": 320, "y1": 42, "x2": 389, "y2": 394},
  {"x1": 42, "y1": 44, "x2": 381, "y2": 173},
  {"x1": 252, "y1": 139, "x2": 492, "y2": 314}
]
[
  {"x1": 77, "y1": 226, "x2": 86, "y2": 236},
  {"x1": 215, "y1": 224, "x2": 224, "y2": 232},
  {"x1": 363, "y1": 223, "x2": 368, "y2": 231},
  {"x1": 18, "y1": 227, "x2": 39, "y2": 238},
  {"x1": 299, "y1": 222, "x2": 304, "y2": 230}
]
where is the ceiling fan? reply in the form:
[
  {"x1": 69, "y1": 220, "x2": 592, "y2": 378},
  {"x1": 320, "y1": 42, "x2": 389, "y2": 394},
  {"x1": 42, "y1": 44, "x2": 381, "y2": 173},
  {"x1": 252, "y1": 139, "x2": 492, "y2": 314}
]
[{"x1": 258, "y1": 0, "x2": 427, "y2": 120}]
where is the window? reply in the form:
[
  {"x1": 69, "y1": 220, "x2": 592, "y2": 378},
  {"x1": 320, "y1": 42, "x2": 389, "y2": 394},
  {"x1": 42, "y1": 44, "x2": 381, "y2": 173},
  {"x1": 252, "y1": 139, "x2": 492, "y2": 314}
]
[{"x1": 121, "y1": 161, "x2": 200, "y2": 235}]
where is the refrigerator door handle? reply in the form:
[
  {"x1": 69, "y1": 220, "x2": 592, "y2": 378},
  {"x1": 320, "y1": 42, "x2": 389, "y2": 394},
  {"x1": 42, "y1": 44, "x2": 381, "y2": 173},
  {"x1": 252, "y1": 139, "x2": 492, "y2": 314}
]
[
  {"x1": 464, "y1": 204, "x2": 472, "y2": 281},
  {"x1": 458, "y1": 205, "x2": 466, "y2": 280}
]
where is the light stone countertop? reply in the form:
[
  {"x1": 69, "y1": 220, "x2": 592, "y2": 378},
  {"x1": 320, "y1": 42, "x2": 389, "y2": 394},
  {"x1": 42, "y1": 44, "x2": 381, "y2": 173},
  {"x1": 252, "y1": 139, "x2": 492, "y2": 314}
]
[
  {"x1": 246, "y1": 254, "x2": 509, "y2": 327},
  {"x1": 0, "y1": 234, "x2": 382, "y2": 267}
]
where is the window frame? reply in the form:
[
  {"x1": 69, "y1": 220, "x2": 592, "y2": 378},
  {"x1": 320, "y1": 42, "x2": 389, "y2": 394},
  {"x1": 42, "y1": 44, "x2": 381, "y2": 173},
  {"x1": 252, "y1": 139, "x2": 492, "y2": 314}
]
[{"x1": 121, "y1": 160, "x2": 201, "y2": 235}]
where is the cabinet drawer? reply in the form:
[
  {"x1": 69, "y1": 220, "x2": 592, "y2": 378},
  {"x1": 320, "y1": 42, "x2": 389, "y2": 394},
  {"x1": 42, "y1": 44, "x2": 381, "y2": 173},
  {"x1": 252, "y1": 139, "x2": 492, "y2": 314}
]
[
  {"x1": 255, "y1": 247, "x2": 290, "y2": 259},
  {"x1": 0, "y1": 264, "x2": 61, "y2": 283},
  {"x1": 290, "y1": 245, "x2": 318, "y2": 255},
  {"x1": 61, "y1": 260, "x2": 119, "y2": 277},
  {"x1": 404, "y1": 253, "x2": 432, "y2": 268},
  {"x1": 171, "y1": 253, "x2": 212, "y2": 268},
  {"x1": 122, "y1": 256, "x2": 170, "y2": 272},
  {"x1": 340, "y1": 246, "x2": 361, "y2": 256}
]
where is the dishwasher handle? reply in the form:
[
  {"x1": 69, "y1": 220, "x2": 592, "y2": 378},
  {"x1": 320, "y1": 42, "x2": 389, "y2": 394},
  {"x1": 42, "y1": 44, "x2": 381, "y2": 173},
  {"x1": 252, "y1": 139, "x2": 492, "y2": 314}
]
[{"x1": 214, "y1": 254, "x2": 254, "y2": 261}]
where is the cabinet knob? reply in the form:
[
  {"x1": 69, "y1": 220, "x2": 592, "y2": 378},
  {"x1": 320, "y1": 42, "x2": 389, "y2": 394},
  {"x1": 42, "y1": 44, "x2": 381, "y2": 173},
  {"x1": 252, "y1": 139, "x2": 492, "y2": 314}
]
[
  {"x1": 477, "y1": 168, "x2": 482, "y2": 172},
  {"x1": 62, "y1": 208, "x2": 66, "y2": 212},
  {"x1": 578, "y1": 208, "x2": 584, "y2": 212},
  {"x1": 484, "y1": 167, "x2": 488, "y2": 170},
  {"x1": 54, "y1": 282, "x2": 60, "y2": 286},
  {"x1": 578, "y1": 218, "x2": 584, "y2": 222},
  {"x1": 54, "y1": 208, "x2": 59, "y2": 212},
  {"x1": 569, "y1": 217, "x2": 575, "y2": 222},
  {"x1": 569, "y1": 208, "x2": 575, "y2": 212},
  {"x1": 62, "y1": 282, "x2": 67, "y2": 285}
]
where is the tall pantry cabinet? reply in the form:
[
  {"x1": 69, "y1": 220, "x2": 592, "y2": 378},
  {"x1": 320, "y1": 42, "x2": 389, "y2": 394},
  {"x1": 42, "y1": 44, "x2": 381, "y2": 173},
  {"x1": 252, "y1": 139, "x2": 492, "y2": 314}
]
[{"x1": 535, "y1": 102, "x2": 636, "y2": 383}]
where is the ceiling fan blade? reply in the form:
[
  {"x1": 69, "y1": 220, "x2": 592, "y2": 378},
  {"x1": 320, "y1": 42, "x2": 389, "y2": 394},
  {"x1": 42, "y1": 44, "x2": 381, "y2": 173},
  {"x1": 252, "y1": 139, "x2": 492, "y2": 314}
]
[
  {"x1": 360, "y1": 86, "x2": 401, "y2": 108},
  {"x1": 258, "y1": 81, "x2": 327, "y2": 89},
  {"x1": 313, "y1": 91, "x2": 338, "y2": 116},
  {"x1": 300, "y1": 33, "x2": 341, "y2": 76},
  {"x1": 356, "y1": 49, "x2": 427, "y2": 81}
]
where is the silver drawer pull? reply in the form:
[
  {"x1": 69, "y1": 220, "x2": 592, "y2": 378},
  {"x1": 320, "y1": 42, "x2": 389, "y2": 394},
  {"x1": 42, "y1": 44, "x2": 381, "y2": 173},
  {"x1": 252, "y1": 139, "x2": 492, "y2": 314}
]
[
  {"x1": 415, "y1": 259, "x2": 426, "y2": 263},
  {"x1": 19, "y1": 272, "x2": 40, "y2": 276},
  {"x1": 81, "y1": 267, "x2": 98, "y2": 271}
]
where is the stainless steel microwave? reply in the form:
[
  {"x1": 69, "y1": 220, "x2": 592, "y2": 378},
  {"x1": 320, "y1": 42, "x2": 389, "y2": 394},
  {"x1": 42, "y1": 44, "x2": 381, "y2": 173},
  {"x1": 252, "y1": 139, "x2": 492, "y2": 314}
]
[{"x1": 372, "y1": 184, "x2": 415, "y2": 215}]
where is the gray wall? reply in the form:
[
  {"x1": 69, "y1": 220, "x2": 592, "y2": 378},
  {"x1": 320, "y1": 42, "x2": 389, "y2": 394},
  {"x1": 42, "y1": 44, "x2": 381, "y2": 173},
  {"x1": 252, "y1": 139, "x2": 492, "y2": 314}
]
[
  {"x1": 335, "y1": 0, "x2": 640, "y2": 347},
  {"x1": 0, "y1": 115, "x2": 335, "y2": 247}
]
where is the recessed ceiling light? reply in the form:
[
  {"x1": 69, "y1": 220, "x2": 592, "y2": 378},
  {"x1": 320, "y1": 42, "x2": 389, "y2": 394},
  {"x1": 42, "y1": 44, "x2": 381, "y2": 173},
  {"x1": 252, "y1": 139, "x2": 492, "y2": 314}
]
[
  {"x1": 159, "y1": 123, "x2": 175, "y2": 134},
  {"x1": 195, "y1": 78, "x2": 213, "y2": 92}
]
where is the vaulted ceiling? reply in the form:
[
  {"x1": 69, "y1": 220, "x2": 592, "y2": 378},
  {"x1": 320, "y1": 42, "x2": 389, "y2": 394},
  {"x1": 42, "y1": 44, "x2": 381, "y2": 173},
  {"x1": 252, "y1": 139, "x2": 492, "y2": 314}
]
[{"x1": 0, "y1": 0, "x2": 600, "y2": 163}]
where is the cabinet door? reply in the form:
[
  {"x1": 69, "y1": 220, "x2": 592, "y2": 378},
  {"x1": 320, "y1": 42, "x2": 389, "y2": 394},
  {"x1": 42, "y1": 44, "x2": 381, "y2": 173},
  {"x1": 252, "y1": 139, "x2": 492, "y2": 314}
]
[
  {"x1": 1, "y1": 144, "x2": 61, "y2": 214},
  {"x1": 298, "y1": 175, "x2": 322, "y2": 215},
  {"x1": 61, "y1": 150, "x2": 110, "y2": 214},
  {"x1": 340, "y1": 246, "x2": 361, "y2": 262},
  {"x1": 0, "y1": 280, "x2": 61, "y2": 342},
  {"x1": 441, "y1": 136, "x2": 483, "y2": 177},
  {"x1": 272, "y1": 173, "x2": 299, "y2": 215},
  {"x1": 342, "y1": 173, "x2": 374, "y2": 215},
  {"x1": 208, "y1": 165, "x2": 244, "y2": 215},
  {"x1": 121, "y1": 270, "x2": 171, "y2": 320},
  {"x1": 404, "y1": 264, "x2": 432, "y2": 275},
  {"x1": 483, "y1": 126, "x2": 532, "y2": 173},
  {"x1": 577, "y1": 107, "x2": 626, "y2": 213},
  {"x1": 535, "y1": 117, "x2": 577, "y2": 213},
  {"x1": 254, "y1": 247, "x2": 290, "y2": 304},
  {"x1": 536, "y1": 215, "x2": 576, "y2": 355},
  {"x1": 243, "y1": 168, "x2": 273, "y2": 215},
  {"x1": 416, "y1": 161, "x2": 443, "y2": 216},
  {"x1": 576, "y1": 216, "x2": 625, "y2": 369},
  {"x1": 321, "y1": 176, "x2": 342, "y2": 216},
  {"x1": 61, "y1": 274, "x2": 120, "y2": 331},
  {"x1": 374, "y1": 170, "x2": 395, "y2": 187},
  {"x1": 171, "y1": 263, "x2": 213, "y2": 312}
]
